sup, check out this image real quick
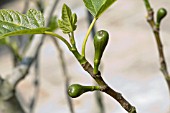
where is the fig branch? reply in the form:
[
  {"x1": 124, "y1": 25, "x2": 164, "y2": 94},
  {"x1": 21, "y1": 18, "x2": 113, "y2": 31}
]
[
  {"x1": 68, "y1": 47, "x2": 136, "y2": 113},
  {"x1": 49, "y1": 3, "x2": 136, "y2": 113},
  {"x1": 143, "y1": 0, "x2": 170, "y2": 91},
  {"x1": 48, "y1": 29, "x2": 136, "y2": 112}
]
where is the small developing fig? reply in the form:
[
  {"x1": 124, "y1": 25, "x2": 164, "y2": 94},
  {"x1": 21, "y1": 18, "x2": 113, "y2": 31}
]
[
  {"x1": 156, "y1": 8, "x2": 167, "y2": 25},
  {"x1": 93, "y1": 30, "x2": 109, "y2": 74},
  {"x1": 68, "y1": 84, "x2": 100, "y2": 98}
]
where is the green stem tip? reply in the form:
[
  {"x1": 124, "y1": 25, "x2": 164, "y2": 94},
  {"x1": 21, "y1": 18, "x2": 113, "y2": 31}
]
[{"x1": 144, "y1": 0, "x2": 152, "y2": 11}]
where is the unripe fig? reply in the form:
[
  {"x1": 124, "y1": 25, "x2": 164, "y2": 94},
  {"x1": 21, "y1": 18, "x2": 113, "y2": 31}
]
[
  {"x1": 156, "y1": 8, "x2": 167, "y2": 25},
  {"x1": 93, "y1": 30, "x2": 109, "y2": 74},
  {"x1": 68, "y1": 84, "x2": 100, "y2": 98}
]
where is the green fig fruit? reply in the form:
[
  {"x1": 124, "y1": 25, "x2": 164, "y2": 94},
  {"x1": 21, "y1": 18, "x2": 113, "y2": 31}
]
[
  {"x1": 68, "y1": 84, "x2": 100, "y2": 98},
  {"x1": 157, "y1": 8, "x2": 167, "y2": 25},
  {"x1": 93, "y1": 30, "x2": 109, "y2": 74}
]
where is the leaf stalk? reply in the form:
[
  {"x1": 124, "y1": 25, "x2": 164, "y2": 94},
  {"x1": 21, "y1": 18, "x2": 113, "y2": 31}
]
[
  {"x1": 82, "y1": 17, "x2": 97, "y2": 57},
  {"x1": 44, "y1": 31, "x2": 72, "y2": 50}
]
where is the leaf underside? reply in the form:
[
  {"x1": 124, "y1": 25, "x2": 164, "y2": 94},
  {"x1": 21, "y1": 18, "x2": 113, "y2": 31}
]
[
  {"x1": 83, "y1": 0, "x2": 116, "y2": 18},
  {"x1": 58, "y1": 4, "x2": 77, "y2": 34},
  {"x1": 0, "y1": 9, "x2": 47, "y2": 39}
]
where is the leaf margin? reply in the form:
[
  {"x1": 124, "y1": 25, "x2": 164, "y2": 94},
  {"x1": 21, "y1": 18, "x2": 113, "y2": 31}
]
[{"x1": 0, "y1": 9, "x2": 46, "y2": 39}]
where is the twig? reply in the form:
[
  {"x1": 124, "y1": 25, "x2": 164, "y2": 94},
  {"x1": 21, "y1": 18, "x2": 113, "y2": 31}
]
[
  {"x1": 36, "y1": 0, "x2": 44, "y2": 13},
  {"x1": 0, "y1": 76, "x2": 25, "y2": 113},
  {"x1": 95, "y1": 91, "x2": 105, "y2": 113},
  {"x1": 143, "y1": 0, "x2": 170, "y2": 92},
  {"x1": 23, "y1": 0, "x2": 30, "y2": 14},
  {"x1": 29, "y1": 55, "x2": 40, "y2": 113},
  {"x1": 46, "y1": 0, "x2": 59, "y2": 26},
  {"x1": 51, "y1": 36, "x2": 75, "y2": 113},
  {"x1": 68, "y1": 49, "x2": 137, "y2": 113},
  {"x1": 81, "y1": 61, "x2": 136, "y2": 113}
]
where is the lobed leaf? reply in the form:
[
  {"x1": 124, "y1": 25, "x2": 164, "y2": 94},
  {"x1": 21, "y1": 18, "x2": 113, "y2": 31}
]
[
  {"x1": 83, "y1": 0, "x2": 116, "y2": 18},
  {"x1": 0, "y1": 9, "x2": 47, "y2": 39},
  {"x1": 58, "y1": 4, "x2": 77, "y2": 34}
]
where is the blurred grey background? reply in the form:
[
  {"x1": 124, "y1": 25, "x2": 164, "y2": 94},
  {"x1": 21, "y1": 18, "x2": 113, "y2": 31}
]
[{"x1": 0, "y1": 0, "x2": 170, "y2": 113}]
